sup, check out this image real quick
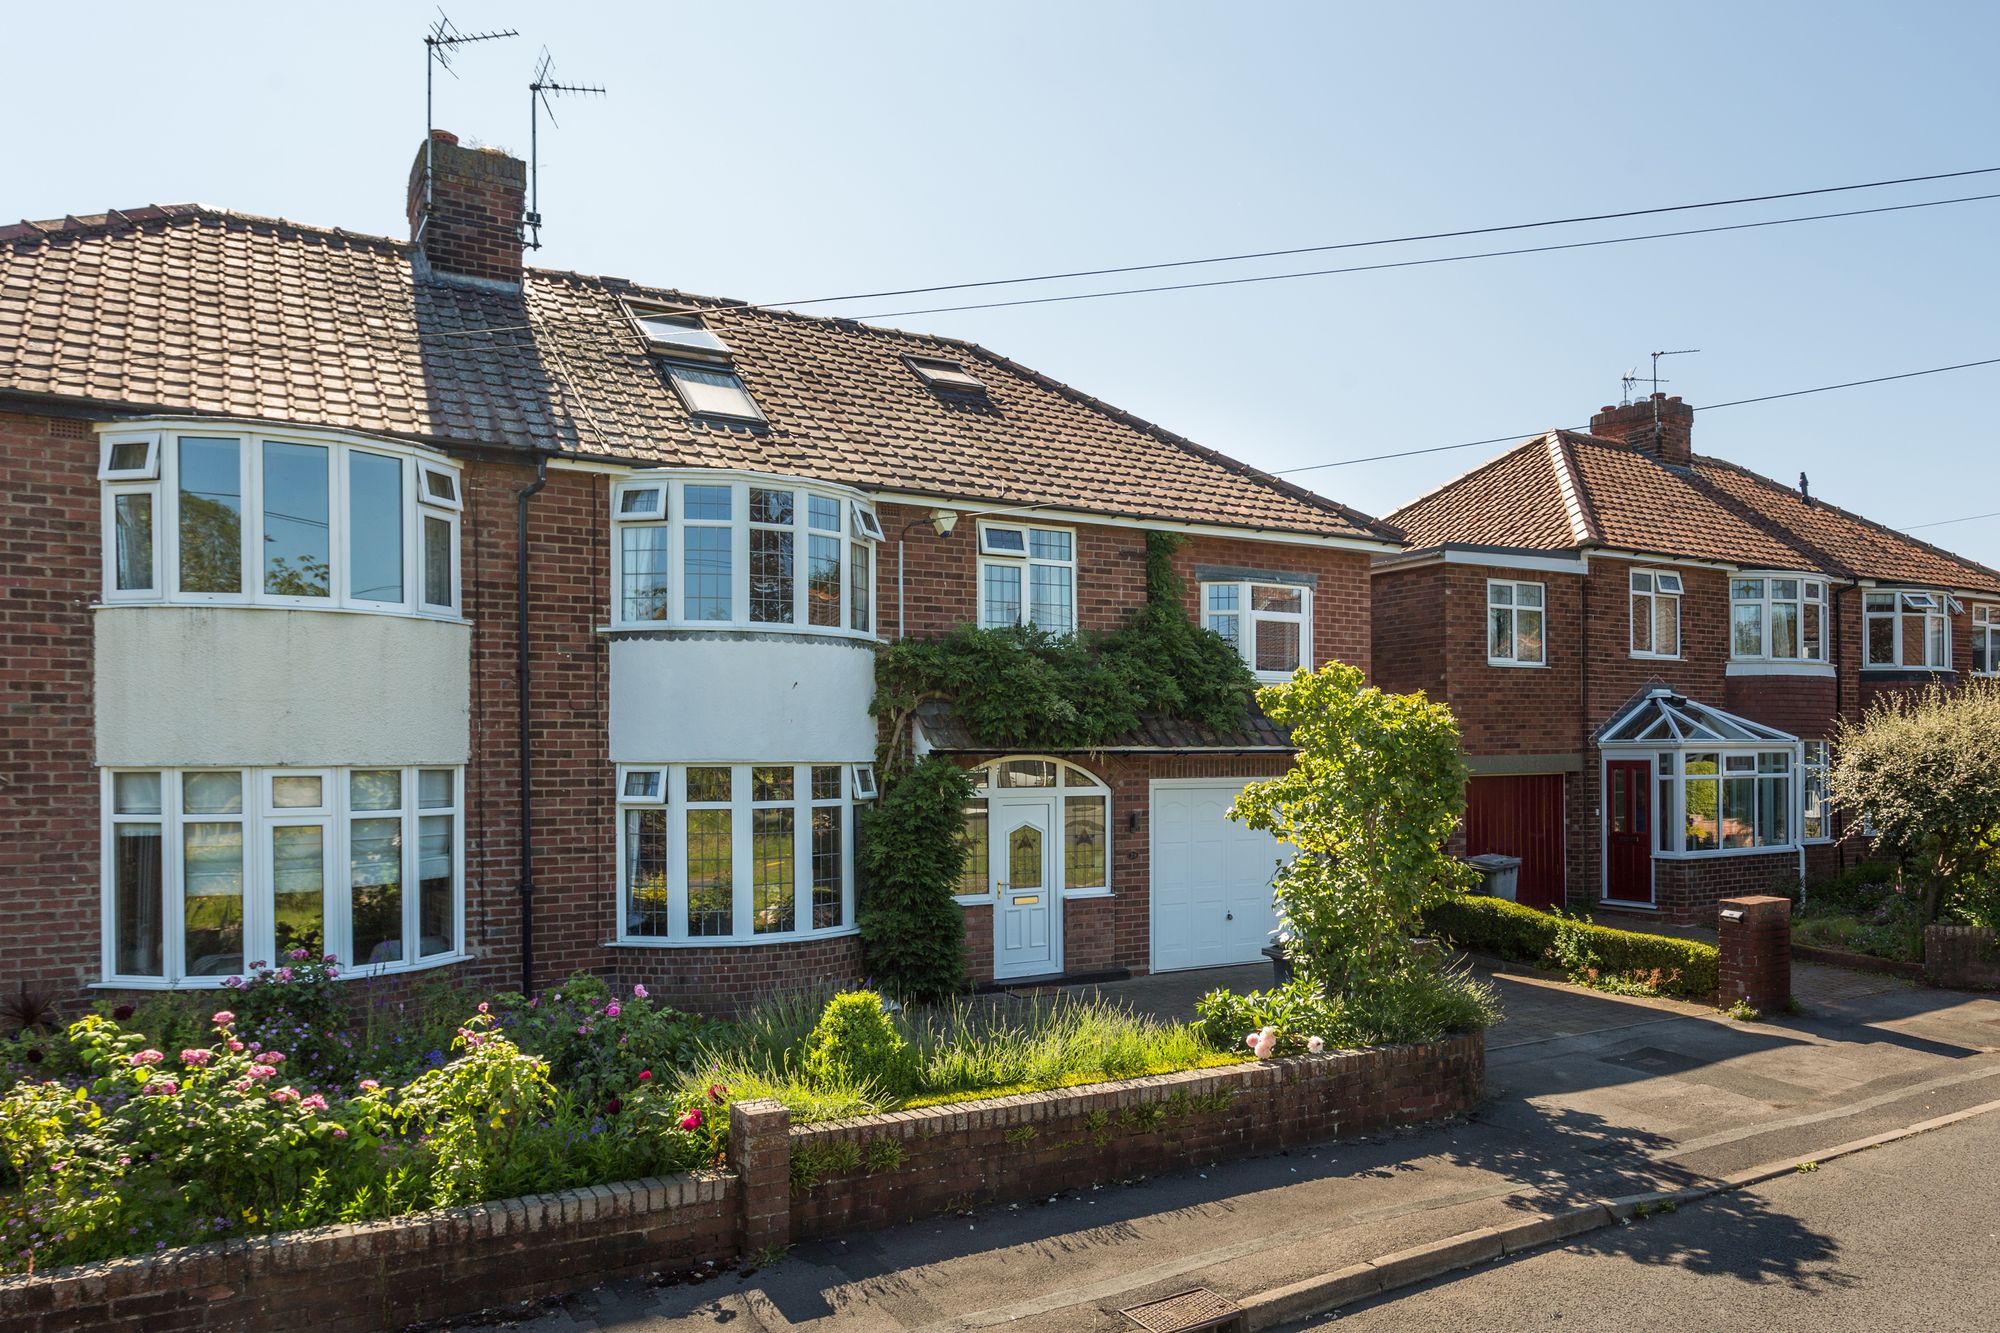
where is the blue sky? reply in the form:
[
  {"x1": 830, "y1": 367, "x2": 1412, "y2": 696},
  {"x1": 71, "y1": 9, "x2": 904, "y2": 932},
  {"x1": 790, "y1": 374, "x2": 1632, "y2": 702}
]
[{"x1": 8, "y1": 2, "x2": 1997, "y2": 564}]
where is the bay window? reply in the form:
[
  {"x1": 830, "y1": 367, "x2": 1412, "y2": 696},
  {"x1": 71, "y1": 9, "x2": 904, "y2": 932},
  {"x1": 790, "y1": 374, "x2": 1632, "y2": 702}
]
[
  {"x1": 609, "y1": 474, "x2": 880, "y2": 636},
  {"x1": 1487, "y1": 580, "x2": 1546, "y2": 666},
  {"x1": 617, "y1": 761, "x2": 876, "y2": 944},
  {"x1": 978, "y1": 523, "x2": 1076, "y2": 634},
  {"x1": 1730, "y1": 576, "x2": 1826, "y2": 662},
  {"x1": 98, "y1": 426, "x2": 462, "y2": 616},
  {"x1": 1974, "y1": 605, "x2": 1999, "y2": 676},
  {"x1": 1802, "y1": 740, "x2": 1832, "y2": 841},
  {"x1": 1203, "y1": 579, "x2": 1313, "y2": 679},
  {"x1": 102, "y1": 765, "x2": 463, "y2": 985},
  {"x1": 1864, "y1": 590, "x2": 1951, "y2": 669},
  {"x1": 1629, "y1": 569, "x2": 1683, "y2": 657}
]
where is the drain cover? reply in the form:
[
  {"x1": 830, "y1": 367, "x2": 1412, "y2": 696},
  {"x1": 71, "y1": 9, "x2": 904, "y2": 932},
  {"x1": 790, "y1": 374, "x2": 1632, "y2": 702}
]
[{"x1": 1120, "y1": 1287, "x2": 1243, "y2": 1333}]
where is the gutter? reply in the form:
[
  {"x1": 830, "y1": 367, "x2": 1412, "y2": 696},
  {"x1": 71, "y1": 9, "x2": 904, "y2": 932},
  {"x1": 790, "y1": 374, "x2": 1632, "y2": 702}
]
[{"x1": 515, "y1": 453, "x2": 551, "y2": 997}]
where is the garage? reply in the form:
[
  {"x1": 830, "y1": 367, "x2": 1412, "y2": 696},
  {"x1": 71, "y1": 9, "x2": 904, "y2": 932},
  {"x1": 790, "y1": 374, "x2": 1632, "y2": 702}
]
[
  {"x1": 1464, "y1": 773, "x2": 1566, "y2": 909},
  {"x1": 1149, "y1": 779, "x2": 1291, "y2": 972}
]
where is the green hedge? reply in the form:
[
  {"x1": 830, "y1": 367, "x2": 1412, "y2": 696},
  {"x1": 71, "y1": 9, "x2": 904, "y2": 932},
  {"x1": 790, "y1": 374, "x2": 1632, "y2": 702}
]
[{"x1": 1421, "y1": 896, "x2": 1719, "y2": 999}]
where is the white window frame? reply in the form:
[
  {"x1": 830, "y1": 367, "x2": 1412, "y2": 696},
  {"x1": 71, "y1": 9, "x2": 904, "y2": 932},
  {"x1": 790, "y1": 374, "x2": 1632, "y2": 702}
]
[
  {"x1": 1973, "y1": 604, "x2": 2000, "y2": 677},
  {"x1": 1628, "y1": 746, "x2": 1802, "y2": 859},
  {"x1": 1863, "y1": 589, "x2": 1952, "y2": 670},
  {"x1": 1730, "y1": 575, "x2": 1828, "y2": 663},
  {"x1": 96, "y1": 423, "x2": 463, "y2": 620},
  {"x1": 1201, "y1": 579, "x2": 1314, "y2": 681},
  {"x1": 614, "y1": 761, "x2": 872, "y2": 946},
  {"x1": 1629, "y1": 569, "x2": 1684, "y2": 659},
  {"x1": 955, "y1": 757, "x2": 1113, "y2": 906},
  {"x1": 98, "y1": 764, "x2": 466, "y2": 988},
  {"x1": 607, "y1": 473, "x2": 880, "y2": 638},
  {"x1": 1487, "y1": 579, "x2": 1547, "y2": 667},
  {"x1": 1801, "y1": 739, "x2": 1833, "y2": 842},
  {"x1": 976, "y1": 521, "x2": 1077, "y2": 634}
]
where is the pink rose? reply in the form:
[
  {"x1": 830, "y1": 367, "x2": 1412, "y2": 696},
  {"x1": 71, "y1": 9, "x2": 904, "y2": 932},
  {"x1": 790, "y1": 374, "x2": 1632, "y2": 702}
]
[
  {"x1": 298, "y1": 1094, "x2": 329, "y2": 1114},
  {"x1": 638, "y1": 1070, "x2": 652, "y2": 1082},
  {"x1": 477, "y1": 1000, "x2": 490, "y2": 1014},
  {"x1": 211, "y1": 1010, "x2": 236, "y2": 1026},
  {"x1": 678, "y1": 1108, "x2": 703, "y2": 1131},
  {"x1": 130, "y1": 1049, "x2": 164, "y2": 1066},
  {"x1": 142, "y1": 1080, "x2": 179, "y2": 1096},
  {"x1": 633, "y1": 984, "x2": 649, "y2": 1000},
  {"x1": 246, "y1": 1064, "x2": 277, "y2": 1080},
  {"x1": 265, "y1": 1052, "x2": 286, "y2": 1065},
  {"x1": 1306, "y1": 1036, "x2": 1326, "y2": 1054},
  {"x1": 180, "y1": 1049, "x2": 214, "y2": 1067},
  {"x1": 227, "y1": 1040, "x2": 245, "y2": 1053},
  {"x1": 331, "y1": 1126, "x2": 349, "y2": 1140},
  {"x1": 322, "y1": 953, "x2": 338, "y2": 965},
  {"x1": 358, "y1": 1079, "x2": 381, "y2": 1093},
  {"x1": 605, "y1": 1003, "x2": 621, "y2": 1018},
  {"x1": 269, "y1": 1086, "x2": 301, "y2": 1104}
]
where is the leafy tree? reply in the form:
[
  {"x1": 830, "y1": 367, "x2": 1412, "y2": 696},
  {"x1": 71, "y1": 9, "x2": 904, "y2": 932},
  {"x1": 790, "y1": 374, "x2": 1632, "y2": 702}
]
[
  {"x1": 1230, "y1": 663, "x2": 1473, "y2": 989},
  {"x1": 858, "y1": 757, "x2": 975, "y2": 1002},
  {"x1": 1829, "y1": 678, "x2": 2000, "y2": 926}
]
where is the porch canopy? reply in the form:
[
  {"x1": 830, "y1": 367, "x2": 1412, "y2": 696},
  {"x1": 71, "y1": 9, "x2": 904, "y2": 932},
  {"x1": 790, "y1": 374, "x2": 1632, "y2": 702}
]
[{"x1": 1596, "y1": 688, "x2": 1798, "y2": 747}]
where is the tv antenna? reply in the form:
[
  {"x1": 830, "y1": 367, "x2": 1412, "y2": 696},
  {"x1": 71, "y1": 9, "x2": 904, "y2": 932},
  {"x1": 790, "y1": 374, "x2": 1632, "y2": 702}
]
[
  {"x1": 420, "y1": 10, "x2": 518, "y2": 242},
  {"x1": 1619, "y1": 366, "x2": 1640, "y2": 405},
  {"x1": 527, "y1": 48, "x2": 608, "y2": 250},
  {"x1": 1649, "y1": 348, "x2": 1700, "y2": 419}
]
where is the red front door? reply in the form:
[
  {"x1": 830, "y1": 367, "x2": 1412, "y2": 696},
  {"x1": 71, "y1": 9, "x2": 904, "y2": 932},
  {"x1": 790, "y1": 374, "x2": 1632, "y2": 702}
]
[{"x1": 1606, "y1": 760, "x2": 1653, "y2": 904}]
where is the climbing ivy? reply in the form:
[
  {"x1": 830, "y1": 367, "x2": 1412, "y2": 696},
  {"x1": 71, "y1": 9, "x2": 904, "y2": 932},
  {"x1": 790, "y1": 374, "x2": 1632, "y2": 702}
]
[{"x1": 872, "y1": 531, "x2": 1255, "y2": 767}]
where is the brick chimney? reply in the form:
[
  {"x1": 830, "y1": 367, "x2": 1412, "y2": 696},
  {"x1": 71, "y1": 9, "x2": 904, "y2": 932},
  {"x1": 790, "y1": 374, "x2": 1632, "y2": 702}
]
[
  {"x1": 1589, "y1": 393, "x2": 1694, "y2": 466},
  {"x1": 406, "y1": 130, "x2": 526, "y2": 287}
]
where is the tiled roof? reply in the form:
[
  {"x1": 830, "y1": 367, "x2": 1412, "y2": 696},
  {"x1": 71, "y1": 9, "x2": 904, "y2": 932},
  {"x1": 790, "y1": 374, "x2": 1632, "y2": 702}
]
[
  {"x1": 914, "y1": 699, "x2": 1292, "y2": 754},
  {"x1": 0, "y1": 207, "x2": 1396, "y2": 543},
  {"x1": 1387, "y1": 429, "x2": 2000, "y2": 595}
]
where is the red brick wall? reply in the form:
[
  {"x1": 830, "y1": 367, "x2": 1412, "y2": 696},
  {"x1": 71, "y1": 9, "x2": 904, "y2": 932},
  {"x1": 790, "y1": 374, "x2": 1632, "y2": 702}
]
[
  {"x1": 1370, "y1": 563, "x2": 1447, "y2": 700},
  {"x1": 1653, "y1": 850, "x2": 1801, "y2": 920},
  {"x1": 0, "y1": 411, "x2": 108, "y2": 998}
]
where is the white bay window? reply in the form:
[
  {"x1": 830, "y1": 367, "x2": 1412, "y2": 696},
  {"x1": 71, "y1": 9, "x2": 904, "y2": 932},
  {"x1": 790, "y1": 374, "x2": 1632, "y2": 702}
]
[
  {"x1": 102, "y1": 765, "x2": 463, "y2": 985},
  {"x1": 1974, "y1": 605, "x2": 1999, "y2": 676},
  {"x1": 1864, "y1": 589, "x2": 1953, "y2": 669},
  {"x1": 98, "y1": 426, "x2": 461, "y2": 616},
  {"x1": 1731, "y1": 576, "x2": 1826, "y2": 663}
]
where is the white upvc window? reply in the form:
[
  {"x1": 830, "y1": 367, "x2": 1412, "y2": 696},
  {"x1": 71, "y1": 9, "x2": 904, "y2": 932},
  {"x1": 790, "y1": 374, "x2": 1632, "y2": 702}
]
[
  {"x1": 1731, "y1": 575, "x2": 1827, "y2": 662},
  {"x1": 101, "y1": 765, "x2": 464, "y2": 986},
  {"x1": 1864, "y1": 589, "x2": 1951, "y2": 669},
  {"x1": 1973, "y1": 605, "x2": 2000, "y2": 677},
  {"x1": 1801, "y1": 739, "x2": 1833, "y2": 842},
  {"x1": 609, "y1": 475, "x2": 880, "y2": 636},
  {"x1": 1202, "y1": 580, "x2": 1313, "y2": 680},
  {"x1": 977, "y1": 522, "x2": 1076, "y2": 634},
  {"x1": 1629, "y1": 569, "x2": 1684, "y2": 658},
  {"x1": 616, "y1": 761, "x2": 875, "y2": 945},
  {"x1": 957, "y1": 758, "x2": 1112, "y2": 902},
  {"x1": 1487, "y1": 580, "x2": 1546, "y2": 666},
  {"x1": 1662, "y1": 749, "x2": 1797, "y2": 854},
  {"x1": 97, "y1": 424, "x2": 462, "y2": 618}
]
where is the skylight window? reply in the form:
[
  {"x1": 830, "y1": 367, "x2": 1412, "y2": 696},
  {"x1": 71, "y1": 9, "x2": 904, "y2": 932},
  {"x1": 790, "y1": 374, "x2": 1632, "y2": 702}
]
[
  {"x1": 665, "y1": 364, "x2": 765, "y2": 423},
  {"x1": 907, "y1": 356, "x2": 986, "y2": 394},
  {"x1": 633, "y1": 309, "x2": 731, "y2": 357}
]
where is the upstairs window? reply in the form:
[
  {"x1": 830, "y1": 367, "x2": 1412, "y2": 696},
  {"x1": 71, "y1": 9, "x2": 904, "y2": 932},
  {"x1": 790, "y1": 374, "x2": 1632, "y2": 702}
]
[
  {"x1": 978, "y1": 522, "x2": 1076, "y2": 634},
  {"x1": 664, "y1": 364, "x2": 764, "y2": 422},
  {"x1": 1731, "y1": 576, "x2": 1826, "y2": 662},
  {"x1": 632, "y1": 308, "x2": 731, "y2": 358},
  {"x1": 1974, "y1": 605, "x2": 1999, "y2": 676},
  {"x1": 609, "y1": 474, "x2": 879, "y2": 636},
  {"x1": 98, "y1": 426, "x2": 461, "y2": 617},
  {"x1": 1487, "y1": 580, "x2": 1546, "y2": 666},
  {"x1": 1203, "y1": 580, "x2": 1313, "y2": 680},
  {"x1": 1629, "y1": 569, "x2": 1683, "y2": 658},
  {"x1": 907, "y1": 355, "x2": 987, "y2": 394},
  {"x1": 1864, "y1": 590, "x2": 1950, "y2": 669}
]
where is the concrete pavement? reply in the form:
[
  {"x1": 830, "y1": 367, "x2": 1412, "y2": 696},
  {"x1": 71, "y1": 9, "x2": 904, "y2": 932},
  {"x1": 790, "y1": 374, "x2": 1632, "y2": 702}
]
[{"x1": 444, "y1": 962, "x2": 2000, "y2": 1332}]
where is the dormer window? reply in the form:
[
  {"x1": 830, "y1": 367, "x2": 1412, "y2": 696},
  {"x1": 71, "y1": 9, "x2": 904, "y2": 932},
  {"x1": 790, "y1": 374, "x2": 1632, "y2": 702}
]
[
  {"x1": 665, "y1": 363, "x2": 764, "y2": 423},
  {"x1": 907, "y1": 355, "x2": 986, "y2": 394},
  {"x1": 632, "y1": 308, "x2": 731, "y2": 358}
]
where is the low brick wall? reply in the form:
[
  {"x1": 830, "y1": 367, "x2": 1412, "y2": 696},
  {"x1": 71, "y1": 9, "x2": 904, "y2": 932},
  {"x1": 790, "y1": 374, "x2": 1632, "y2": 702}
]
[
  {"x1": 1926, "y1": 925, "x2": 2000, "y2": 990},
  {"x1": 0, "y1": 1172, "x2": 740, "y2": 1333},
  {"x1": 0, "y1": 1034, "x2": 1486, "y2": 1331},
  {"x1": 784, "y1": 1033, "x2": 1486, "y2": 1241}
]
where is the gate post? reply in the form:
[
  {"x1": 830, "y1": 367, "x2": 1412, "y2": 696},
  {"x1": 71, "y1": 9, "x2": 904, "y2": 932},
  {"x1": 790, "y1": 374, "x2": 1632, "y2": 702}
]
[
  {"x1": 1717, "y1": 895, "x2": 1791, "y2": 1012},
  {"x1": 729, "y1": 1097, "x2": 793, "y2": 1255}
]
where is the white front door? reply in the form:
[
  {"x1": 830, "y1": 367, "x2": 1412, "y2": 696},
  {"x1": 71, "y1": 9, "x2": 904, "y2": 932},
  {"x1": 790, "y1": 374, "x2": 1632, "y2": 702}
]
[{"x1": 992, "y1": 798, "x2": 1058, "y2": 979}]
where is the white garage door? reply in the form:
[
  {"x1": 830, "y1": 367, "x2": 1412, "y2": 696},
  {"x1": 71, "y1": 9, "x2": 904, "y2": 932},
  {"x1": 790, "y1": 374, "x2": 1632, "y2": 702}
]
[{"x1": 1149, "y1": 779, "x2": 1290, "y2": 972}]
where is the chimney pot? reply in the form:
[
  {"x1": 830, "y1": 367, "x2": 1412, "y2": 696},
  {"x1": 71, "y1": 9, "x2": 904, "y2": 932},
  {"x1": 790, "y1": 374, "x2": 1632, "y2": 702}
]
[
  {"x1": 407, "y1": 130, "x2": 526, "y2": 287},
  {"x1": 1588, "y1": 391, "x2": 1695, "y2": 465},
  {"x1": 430, "y1": 129, "x2": 460, "y2": 146}
]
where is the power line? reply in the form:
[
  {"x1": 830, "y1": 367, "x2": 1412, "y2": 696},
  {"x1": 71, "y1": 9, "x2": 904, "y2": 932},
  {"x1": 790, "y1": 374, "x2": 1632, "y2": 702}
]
[
  {"x1": 1903, "y1": 510, "x2": 2000, "y2": 531},
  {"x1": 748, "y1": 166, "x2": 2000, "y2": 311},
  {"x1": 850, "y1": 191, "x2": 2000, "y2": 319},
  {"x1": 1271, "y1": 356, "x2": 2000, "y2": 476}
]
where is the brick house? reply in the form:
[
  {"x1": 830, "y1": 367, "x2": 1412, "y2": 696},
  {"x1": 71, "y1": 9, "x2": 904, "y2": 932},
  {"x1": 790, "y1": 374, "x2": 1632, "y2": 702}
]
[
  {"x1": 1373, "y1": 394, "x2": 2000, "y2": 923},
  {"x1": 0, "y1": 132, "x2": 1402, "y2": 1011}
]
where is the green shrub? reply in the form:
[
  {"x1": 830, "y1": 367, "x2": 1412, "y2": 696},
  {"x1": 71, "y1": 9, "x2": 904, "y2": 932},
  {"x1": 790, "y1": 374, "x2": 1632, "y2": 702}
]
[
  {"x1": 1803, "y1": 861, "x2": 1901, "y2": 915},
  {"x1": 1422, "y1": 896, "x2": 1718, "y2": 998},
  {"x1": 858, "y1": 758, "x2": 974, "y2": 1003},
  {"x1": 801, "y1": 992, "x2": 917, "y2": 1096},
  {"x1": 1195, "y1": 978, "x2": 1343, "y2": 1056},
  {"x1": 1196, "y1": 966, "x2": 1499, "y2": 1055},
  {"x1": 490, "y1": 974, "x2": 728, "y2": 1109}
]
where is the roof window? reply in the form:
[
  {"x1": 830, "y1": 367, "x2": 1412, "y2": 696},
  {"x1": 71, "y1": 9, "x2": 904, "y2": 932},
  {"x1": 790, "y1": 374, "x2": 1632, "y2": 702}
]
[
  {"x1": 665, "y1": 363, "x2": 765, "y2": 423},
  {"x1": 907, "y1": 355, "x2": 986, "y2": 395},
  {"x1": 631, "y1": 307, "x2": 731, "y2": 358}
]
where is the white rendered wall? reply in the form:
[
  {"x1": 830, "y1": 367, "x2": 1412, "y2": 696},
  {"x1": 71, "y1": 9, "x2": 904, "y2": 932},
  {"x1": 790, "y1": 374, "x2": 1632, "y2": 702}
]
[
  {"x1": 95, "y1": 607, "x2": 471, "y2": 767},
  {"x1": 609, "y1": 634, "x2": 878, "y2": 763}
]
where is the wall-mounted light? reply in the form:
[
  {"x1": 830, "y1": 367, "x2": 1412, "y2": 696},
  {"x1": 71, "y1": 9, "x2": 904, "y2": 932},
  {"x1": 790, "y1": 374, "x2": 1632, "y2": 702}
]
[{"x1": 929, "y1": 508, "x2": 960, "y2": 539}]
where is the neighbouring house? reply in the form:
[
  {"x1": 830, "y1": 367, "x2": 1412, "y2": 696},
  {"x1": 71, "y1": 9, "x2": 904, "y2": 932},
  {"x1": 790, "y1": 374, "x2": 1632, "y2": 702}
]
[
  {"x1": 0, "y1": 130, "x2": 1403, "y2": 1012},
  {"x1": 1374, "y1": 393, "x2": 2000, "y2": 923}
]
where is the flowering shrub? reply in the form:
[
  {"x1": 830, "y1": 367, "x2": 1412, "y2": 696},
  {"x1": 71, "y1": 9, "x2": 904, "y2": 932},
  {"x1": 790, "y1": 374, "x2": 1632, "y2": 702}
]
[
  {"x1": 222, "y1": 952, "x2": 356, "y2": 1089},
  {"x1": 489, "y1": 973, "x2": 726, "y2": 1111}
]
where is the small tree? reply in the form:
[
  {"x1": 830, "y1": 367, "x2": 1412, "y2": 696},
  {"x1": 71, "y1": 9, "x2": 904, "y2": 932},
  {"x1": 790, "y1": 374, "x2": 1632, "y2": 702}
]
[
  {"x1": 858, "y1": 757, "x2": 975, "y2": 1002},
  {"x1": 1231, "y1": 663, "x2": 1473, "y2": 990},
  {"x1": 1829, "y1": 678, "x2": 2000, "y2": 925}
]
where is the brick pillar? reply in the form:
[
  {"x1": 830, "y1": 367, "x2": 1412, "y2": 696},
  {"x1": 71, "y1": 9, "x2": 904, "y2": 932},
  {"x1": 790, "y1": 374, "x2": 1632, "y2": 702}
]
[
  {"x1": 1717, "y1": 895, "x2": 1791, "y2": 1011},
  {"x1": 728, "y1": 1097, "x2": 792, "y2": 1254}
]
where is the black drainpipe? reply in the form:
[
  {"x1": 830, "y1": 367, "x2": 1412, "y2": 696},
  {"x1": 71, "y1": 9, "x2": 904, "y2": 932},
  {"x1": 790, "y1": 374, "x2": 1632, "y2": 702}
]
[{"x1": 516, "y1": 454, "x2": 550, "y2": 997}]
